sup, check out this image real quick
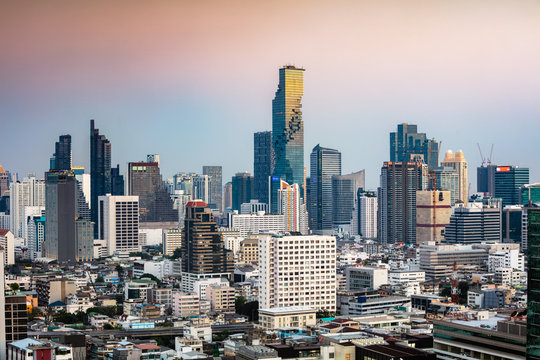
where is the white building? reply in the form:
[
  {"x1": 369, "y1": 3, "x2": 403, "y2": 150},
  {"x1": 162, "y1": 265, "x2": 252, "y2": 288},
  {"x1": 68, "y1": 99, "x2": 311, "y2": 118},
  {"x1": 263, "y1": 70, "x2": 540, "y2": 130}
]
[
  {"x1": 74, "y1": 172, "x2": 91, "y2": 207},
  {"x1": 358, "y1": 194, "x2": 377, "y2": 239},
  {"x1": 277, "y1": 180, "x2": 308, "y2": 235},
  {"x1": 9, "y1": 176, "x2": 46, "y2": 238},
  {"x1": 259, "y1": 235, "x2": 336, "y2": 311},
  {"x1": 229, "y1": 211, "x2": 285, "y2": 237},
  {"x1": 345, "y1": 266, "x2": 388, "y2": 291},
  {"x1": 26, "y1": 214, "x2": 45, "y2": 259},
  {"x1": 133, "y1": 259, "x2": 181, "y2": 280},
  {"x1": 0, "y1": 230, "x2": 15, "y2": 265},
  {"x1": 388, "y1": 270, "x2": 426, "y2": 285},
  {"x1": 192, "y1": 277, "x2": 229, "y2": 300},
  {"x1": 0, "y1": 213, "x2": 10, "y2": 230},
  {"x1": 494, "y1": 268, "x2": 524, "y2": 286},
  {"x1": 98, "y1": 194, "x2": 140, "y2": 255},
  {"x1": 241, "y1": 200, "x2": 268, "y2": 214},
  {"x1": 488, "y1": 249, "x2": 524, "y2": 272}
]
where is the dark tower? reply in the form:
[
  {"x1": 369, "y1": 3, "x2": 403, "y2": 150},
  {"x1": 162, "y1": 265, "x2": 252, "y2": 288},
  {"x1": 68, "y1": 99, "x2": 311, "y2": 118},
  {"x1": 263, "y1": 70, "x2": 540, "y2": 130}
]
[{"x1": 90, "y1": 120, "x2": 112, "y2": 236}]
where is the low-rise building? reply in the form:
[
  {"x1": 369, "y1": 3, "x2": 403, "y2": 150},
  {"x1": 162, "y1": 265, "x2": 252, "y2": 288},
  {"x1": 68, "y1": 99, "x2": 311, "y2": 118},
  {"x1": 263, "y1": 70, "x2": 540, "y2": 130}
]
[
  {"x1": 206, "y1": 285, "x2": 236, "y2": 313},
  {"x1": 172, "y1": 291, "x2": 200, "y2": 317},
  {"x1": 258, "y1": 306, "x2": 316, "y2": 330}
]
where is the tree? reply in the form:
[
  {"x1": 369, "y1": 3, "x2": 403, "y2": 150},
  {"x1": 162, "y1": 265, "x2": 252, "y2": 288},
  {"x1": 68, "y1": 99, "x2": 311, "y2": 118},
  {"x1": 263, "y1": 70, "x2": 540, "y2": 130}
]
[
  {"x1": 458, "y1": 281, "x2": 469, "y2": 304},
  {"x1": 103, "y1": 323, "x2": 114, "y2": 330},
  {"x1": 10, "y1": 283, "x2": 20, "y2": 292},
  {"x1": 140, "y1": 273, "x2": 162, "y2": 286},
  {"x1": 440, "y1": 286, "x2": 452, "y2": 298},
  {"x1": 316, "y1": 309, "x2": 335, "y2": 319},
  {"x1": 235, "y1": 296, "x2": 247, "y2": 313},
  {"x1": 96, "y1": 276, "x2": 105, "y2": 283},
  {"x1": 28, "y1": 307, "x2": 43, "y2": 321},
  {"x1": 172, "y1": 247, "x2": 182, "y2": 260}
]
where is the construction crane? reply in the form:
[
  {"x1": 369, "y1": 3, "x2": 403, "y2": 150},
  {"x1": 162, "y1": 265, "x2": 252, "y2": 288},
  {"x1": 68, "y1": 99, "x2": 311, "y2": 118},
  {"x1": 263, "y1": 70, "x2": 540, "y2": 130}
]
[
  {"x1": 488, "y1": 144, "x2": 494, "y2": 165},
  {"x1": 477, "y1": 143, "x2": 485, "y2": 167}
]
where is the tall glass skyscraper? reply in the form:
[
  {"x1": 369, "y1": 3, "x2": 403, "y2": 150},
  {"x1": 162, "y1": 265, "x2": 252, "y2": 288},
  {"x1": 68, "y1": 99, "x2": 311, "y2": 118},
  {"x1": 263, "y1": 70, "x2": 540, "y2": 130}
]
[
  {"x1": 253, "y1": 131, "x2": 273, "y2": 205},
  {"x1": 90, "y1": 120, "x2": 112, "y2": 235},
  {"x1": 271, "y1": 65, "x2": 305, "y2": 212},
  {"x1": 390, "y1": 123, "x2": 439, "y2": 171},
  {"x1": 309, "y1": 145, "x2": 341, "y2": 231},
  {"x1": 202, "y1": 166, "x2": 222, "y2": 212},
  {"x1": 527, "y1": 204, "x2": 540, "y2": 359},
  {"x1": 494, "y1": 166, "x2": 530, "y2": 207},
  {"x1": 53, "y1": 135, "x2": 72, "y2": 171}
]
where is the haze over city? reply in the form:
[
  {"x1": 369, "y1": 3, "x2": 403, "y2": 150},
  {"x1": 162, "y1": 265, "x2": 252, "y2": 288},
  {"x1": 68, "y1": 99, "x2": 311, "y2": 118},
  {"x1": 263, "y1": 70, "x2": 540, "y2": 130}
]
[{"x1": 2, "y1": 0, "x2": 540, "y2": 188}]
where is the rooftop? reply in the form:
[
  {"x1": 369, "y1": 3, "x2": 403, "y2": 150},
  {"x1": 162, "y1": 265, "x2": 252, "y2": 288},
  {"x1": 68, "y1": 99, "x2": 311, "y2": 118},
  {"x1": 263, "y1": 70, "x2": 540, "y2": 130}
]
[{"x1": 259, "y1": 306, "x2": 315, "y2": 314}]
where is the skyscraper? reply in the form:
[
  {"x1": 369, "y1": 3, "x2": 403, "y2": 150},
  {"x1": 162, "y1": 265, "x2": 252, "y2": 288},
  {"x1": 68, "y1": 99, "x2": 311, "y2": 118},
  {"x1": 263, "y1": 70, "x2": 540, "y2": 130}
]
[
  {"x1": 477, "y1": 164, "x2": 497, "y2": 195},
  {"x1": 52, "y1": 135, "x2": 72, "y2": 171},
  {"x1": 277, "y1": 180, "x2": 308, "y2": 234},
  {"x1": 90, "y1": 120, "x2": 112, "y2": 235},
  {"x1": 494, "y1": 166, "x2": 530, "y2": 207},
  {"x1": 231, "y1": 172, "x2": 254, "y2": 211},
  {"x1": 526, "y1": 204, "x2": 540, "y2": 359},
  {"x1": 127, "y1": 161, "x2": 178, "y2": 223},
  {"x1": 415, "y1": 190, "x2": 451, "y2": 245},
  {"x1": 332, "y1": 170, "x2": 365, "y2": 230},
  {"x1": 358, "y1": 190, "x2": 377, "y2": 239},
  {"x1": 390, "y1": 123, "x2": 439, "y2": 171},
  {"x1": 0, "y1": 164, "x2": 9, "y2": 198},
  {"x1": 378, "y1": 161, "x2": 428, "y2": 244},
  {"x1": 441, "y1": 150, "x2": 468, "y2": 205},
  {"x1": 309, "y1": 145, "x2": 341, "y2": 232},
  {"x1": 203, "y1": 166, "x2": 222, "y2": 212},
  {"x1": 253, "y1": 131, "x2": 273, "y2": 205},
  {"x1": 271, "y1": 65, "x2": 305, "y2": 212},
  {"x1": 111, "y1": 164, "x2": 125, "y2": 196},
  {"x1": 434, "y1": 166, "x2": 459, "y2": 206},
  {"x1": 9, "y1": 176, "x2": 45, "y2": 238},
  {"x1": 223, "y1": 182, "x2": 233, "y2": 211},
  {"x1": 98, "y1": 194, "x2": 140, "y2": 255},
  {"x1": 444, "y1": 203, "x2": 501, "y2": 244}
]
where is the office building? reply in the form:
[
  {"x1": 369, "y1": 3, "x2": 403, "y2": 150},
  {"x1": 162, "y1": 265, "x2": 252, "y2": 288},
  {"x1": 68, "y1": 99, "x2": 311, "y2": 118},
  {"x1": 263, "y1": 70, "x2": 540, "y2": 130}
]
[
  {"x1": 277, "y1": 180, "x2": 308, "y2": 234},
  {"x1": 488, "y1": 249, "x2": 524, "y2": 272},
  {"x1": 259, "y1": 234, "x2": 336, "y2": 311},
  {"x1": 270, "y1": 65, "x2": 305, "y2": 212},
  {"x1": 52, "y1": 134, "x2": 72, "y2": 171},
  {"x1": 21, "y1": 205, "x2": 45, "y2": 245},
  {"x1": 419, "y1": 242, "x2": 489, "y2": 279},
  {"x1": 477, "y1": 164, "x2": 497, "y2": 195},
  {"x1": 358, "y1": 191, "x2": 377, "y2": 239},
  {"x1": 494, "y1": 165, "x2": 529, "y2": 207},
  {"x1": 206, "y1": 285, "x2": 236, "y2": 313},
  {"x1": 434, "y1": 166, "x2": 460, "y2": 206},
  {"x1": 9, "y1": 176, "x2": 45, "y2": 238},
  {"x1": 163, "y1": 227, "x2": 182, "y2": 256},
  {"x1": 258, "y1": 306, "x2": 316, "y2": 330},
  {"x1": 415, "y1": 190, "x2": 451, "y2": 245},
  {"x1": 4, "y1": 294, "x2": 27, "y2": 344},
  {"x1": 232, "y1": 172, "x2": 254, "y2": 211},
  {"x1": 90, "y1": 120, "x2": 112, "y2": 235},
  {"x1": 146, "y1": 154, "x2": 160, "y2": 165},
  {"x1": 527, "y1": 204, "x2": 540, "y2": 359},
  {"x1": 110, "y1": 164, "x2": 125, "y2": 196},
  {"x1": 342, "y1": 293, "x2": 411, "y2": 316},
  {"x1": 309, "y1": 145, "x2": 341, "y2": 232},
  {"x1": 389, "y1": 123, "x2": 439, "y2": 171},
  {"x1": 332, "y1": 170, "x2": 365, "y2": 231},
  {"x1": 98, "y1": 194, "x2": 139, "y2": 255},
  {"x1": 502, "y1": 205, "x2": 523, "y2": 243},
  {"x1": 171, "y1": 190, "x2": 190, "y2": 227},
  {"x1": 43, "y1": 170, "x2": 80, "y2": 262},
  {"x1": 0, "y1": 164, "x2": 8, "y2": 197},
  {"x1": 228, "y1": 211, "x2": 285, "y2": 237},
  {"x1": 0, "y1": 229, "x2": 15, "y2": 265},
  {"x1": 522, "y1": 184, "x2": 540, "y2": 205},
  {"x1": 27, "y1": 215, "x2": 45, "y2": 259},
  {"x1": 345, "y1": 266, "x2": 388, "y2": 291},
  {"x1": 202, "y1": 166, "x2": 222, "y2": 211},
  {"x1": 75, "y1": 218, "x2": 93, "y2": 261},
  {"x1": 441, "y1": 150, "x2": 468, "y2": 205},
  {"x1": 253, "y1": 131, "x2": 273, "y2": 205},
  {"x1": 378, "y1": 161, "x2": 428, "y2": 244},
  {"x1": 223, "y1": 182, "x2": 232, "y2": 211},
  {"x1": 240, "y1": 199, "x2": 268, "y2": 214},
  {"x1": 128, "y1": 162, "x2": 177, "y2": 223},
  {"x1": 181, "y1": 200, "x2": 233, "y2": 275},
  {"x1": 444, "y1": 203, "x2": 501, "y2": 244}
]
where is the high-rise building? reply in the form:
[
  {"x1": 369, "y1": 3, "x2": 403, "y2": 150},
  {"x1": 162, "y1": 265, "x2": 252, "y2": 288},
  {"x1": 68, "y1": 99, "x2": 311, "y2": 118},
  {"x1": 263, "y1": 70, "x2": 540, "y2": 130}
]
[
  {"x1": 522, "y1": 184, "x2": 540, "y2": 205},
  {"x1": 4, "y1": 294, "x2": 27, "y2": 344},
  {"x1": 0, "y1": 230, "x2": 15, "y2": 265},
  {"x1": 203, "y1": 166, "x2": 222, "y2": 212},
  {"x1": 0, "y1": 164, "x2": 9, "y2": 197},
  {"x1": 441, "y1": 150, "x2": 468, "y2": 205},
  {"x1": 111, "y1": 164, "x2": 125, "y2": 196},
  {"x1": 259, "y1": 234, "x2": 336, "y2": 311},
  {"x1": 277, "y1": 180, "x2": 308, "y2": 234},
  {"x1": 90, "y1": 120, "x2": 112, "y2": 236},
  {"x1": 358, "y1": 190, "x2": 377, "y2": 239},
  {"x1": 502, "y1": 205, "x2": 523, "y2": 244},
  {"x1": 378, "y1": 162, "x2": 428, "y2": 244},
  {"x1": 52, "y1": 135, "x2": 72, "y2": 171},
  {"x1": 181, "y1": 200, "x2": 233, "y2": 275},
  {"x1": 415, "y1": 191, "x2": 451, "y2": 245},
  {"x1": 271, "y1": 65, "x2": 305, "y2": 212},
  {"x1": 477, "y1": 164, "x2": 497, "y2": 195},
  {"x1": 444, "y1": 203, "x2": 501, "y2": 244},
  {"x1": 43, "y1": 170, "x2": 81, "y2": 262},
  {"x1": 332, "y1": 171, "x2": 365, "y2": 231},
  {"x1": 75, "y1": 218, "x2": 94, "y2": 261},
  {"x1": 163, "y1": 228, "x2": 182, "y2": 256},
  {"x1": 72, "y1": 167, "x2": 91, "y2": 222},
  {"x1": 146, "y1": 154, "x2": 160, "y2": 165},
  {"x1": 494, "y1": 166, "x2": 530, "y2": 207},
  {"x1": 27, "y1": 215, "x2": 45, "y2": 259},
  {"x1": 232, "y1": 172, "x2": 254, "y2": 211},
  {"x1": 253, "y1": 131, "x2": 273, "y2": 205},
  {"x1": 309, "y1": 145, "x2": 341, "y2": 232},
  {"x1": 228, "y1": 211, "x2": 285, "y2": 237},
  {"x1": 223, "y1": 182, "x2": 233, "y2": 211},
  {"x1": 9, "y1": 176, "x2": 45, "y2": 238},
  {"x1": 390, "y1": 123, "x2": 439, "y2": 171},
  {"x1": 240, "y1": 199, "x2": 268, "y2": 214},
  {"x1": 171, "y1": 190, "x2": 191, "y2": 227},
  {"x1": 127, "y1": 162, "x2": 178, "y2": 223},
  {"x1": 434, "y1": 166, "x2": 459, "y2": 206},
  {"x1": 527, "y1": 204, "x2": 540, "y2": 359},
  {"x1": 98, "y1": 194, "x2": 140, "y2": 256}
]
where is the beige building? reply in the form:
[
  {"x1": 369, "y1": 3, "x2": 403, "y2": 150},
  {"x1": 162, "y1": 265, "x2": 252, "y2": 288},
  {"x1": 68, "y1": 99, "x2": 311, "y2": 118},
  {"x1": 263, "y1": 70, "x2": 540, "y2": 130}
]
[
  {"x1": 35, "y1": 277, "x2": 77, "y2": 306},
  {"x1": 238, "y1": 236, "x2": 259, "y2": 264},
  {"x1": 258, "y1": 306, "x2": 316, "y2": 330},
  {"x1": 172, "y1": 291, "x2": 200, "y2": 317},
  {"x1": 163, "y1": 228, "x2": 182, "y2": 256},
  {"x1": 206, "y1": 285, "x2": 236, "y2": 314},
  {"x1": 416, "y1": 190, "x2": 451, "y2": 245},
  {"x1": 441, "y1": 150, "x2": 468, "y2": 205}
]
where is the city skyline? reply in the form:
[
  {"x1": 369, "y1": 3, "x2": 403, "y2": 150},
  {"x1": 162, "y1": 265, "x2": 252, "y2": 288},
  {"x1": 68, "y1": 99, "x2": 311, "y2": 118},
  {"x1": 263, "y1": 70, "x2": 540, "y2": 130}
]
[{"x1": 1, "y1": 0, "x2": 540, "y2": 189}]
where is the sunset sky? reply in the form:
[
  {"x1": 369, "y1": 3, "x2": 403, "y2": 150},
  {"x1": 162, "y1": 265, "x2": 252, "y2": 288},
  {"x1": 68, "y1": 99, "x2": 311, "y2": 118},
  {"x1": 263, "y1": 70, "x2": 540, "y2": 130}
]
[{"x1": 1, "y1": 0, "x2": 540, "y2": 188}]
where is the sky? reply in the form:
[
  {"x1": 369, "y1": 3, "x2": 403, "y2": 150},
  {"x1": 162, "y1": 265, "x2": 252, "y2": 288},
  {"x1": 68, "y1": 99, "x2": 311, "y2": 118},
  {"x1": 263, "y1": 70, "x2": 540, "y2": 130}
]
[{"x1": 1, "y1": 0, "x2": 540, "y2": 189}]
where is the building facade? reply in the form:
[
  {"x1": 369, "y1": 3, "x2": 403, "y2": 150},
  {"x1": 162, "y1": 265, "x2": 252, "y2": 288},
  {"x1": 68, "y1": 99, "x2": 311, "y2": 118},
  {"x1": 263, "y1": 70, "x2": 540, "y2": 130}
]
[
  {"x1": 253, "y1": 131, "x2": 273, "y2": 206},
  {"x1": 494, "y1": 166, "x2": 530, "y2": 207},
  {"x1": 440, "y1": 150, "x2": 468, "y2": 206},
  {"x1": 98, "y1": 194, "x2": 140, "y2": 255},
  {"x1": 390, "y1": 123, "x2": 439, "y2": 171},
  {"x1": 415, "y1": 190, "x2": 451, "y2": 245},
  {"x1": 202, "y1": 166, "x2": 222, "y2": 212}
]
